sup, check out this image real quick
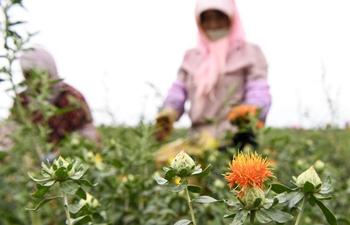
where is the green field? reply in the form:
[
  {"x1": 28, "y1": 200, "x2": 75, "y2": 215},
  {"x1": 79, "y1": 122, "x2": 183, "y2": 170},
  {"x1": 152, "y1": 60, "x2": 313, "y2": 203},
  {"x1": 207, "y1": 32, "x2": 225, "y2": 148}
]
[{"x1": 1, "y1": 124, "x2": 349, "y2": 225}]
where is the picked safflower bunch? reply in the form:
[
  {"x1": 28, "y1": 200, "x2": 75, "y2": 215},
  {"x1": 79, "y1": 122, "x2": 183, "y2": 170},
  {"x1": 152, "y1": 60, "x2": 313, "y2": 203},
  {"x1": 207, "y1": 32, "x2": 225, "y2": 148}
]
[
  {"x1": 225, "y1": 105, "x2": 265, "y2": 150},
  {"x1": 222, "y1": 152, "x2": 293, "y2": 224},
  {"x1": 227, "y1": 105, "x2": 263, "y2": 128}
]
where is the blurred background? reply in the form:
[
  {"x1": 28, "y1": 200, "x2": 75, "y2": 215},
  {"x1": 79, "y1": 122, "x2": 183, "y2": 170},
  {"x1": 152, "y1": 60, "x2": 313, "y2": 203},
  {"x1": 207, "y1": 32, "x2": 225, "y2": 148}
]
[{"x1": 1, "y1": 0, "x2": 350, "y2": 129}]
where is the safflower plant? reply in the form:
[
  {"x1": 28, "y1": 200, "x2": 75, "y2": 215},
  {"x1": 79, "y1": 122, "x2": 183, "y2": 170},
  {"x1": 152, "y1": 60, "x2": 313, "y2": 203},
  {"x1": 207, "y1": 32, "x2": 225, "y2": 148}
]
[
  {"x1": 154, "y1": 150, "x2": 213, "y2": 225},
  {"x1": 222, "y1": 151, "x2": 294, "y2": 225},
  {"x1": 27, "y1": 156, "x2": 98, "y2": 225},
  {"x1": 271, "y1": 165, "x2": 338, "y2": 225}
]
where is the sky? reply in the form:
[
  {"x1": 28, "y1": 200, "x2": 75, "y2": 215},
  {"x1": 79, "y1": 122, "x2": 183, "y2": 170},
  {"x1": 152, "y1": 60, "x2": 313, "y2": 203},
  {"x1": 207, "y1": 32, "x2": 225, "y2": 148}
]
[{"x1": 1, "y1": 0, "x2": 350, "y2": 129}]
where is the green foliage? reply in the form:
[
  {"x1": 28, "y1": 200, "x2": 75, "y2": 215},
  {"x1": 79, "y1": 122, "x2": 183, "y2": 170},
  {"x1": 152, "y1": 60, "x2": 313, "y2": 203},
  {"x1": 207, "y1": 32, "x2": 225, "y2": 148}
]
[{"x1": 2, "y1": 122, "x2": 350, "y2": 224}]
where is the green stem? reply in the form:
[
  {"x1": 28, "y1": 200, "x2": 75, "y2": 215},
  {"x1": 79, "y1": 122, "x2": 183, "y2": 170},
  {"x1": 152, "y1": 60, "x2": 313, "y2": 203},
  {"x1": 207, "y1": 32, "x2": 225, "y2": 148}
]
[
  {"x1": 29, "y1": 210, "x2": 41, "y2": 225},
  {"x1": 295, "y1": 193, "x2": 309, "y2": 225},
  {"x1": 3, "y1": 3, "x2": 42, "y2": 164},
  {"x1": 185, "y1": 187, "x2": 197, "y2": 225},
  {"x1": 63, "y1": 192, "x2": 72, "y2": 225},
  {"x1": 250, "y1": 210, "x2": 255, "y2": 225}
]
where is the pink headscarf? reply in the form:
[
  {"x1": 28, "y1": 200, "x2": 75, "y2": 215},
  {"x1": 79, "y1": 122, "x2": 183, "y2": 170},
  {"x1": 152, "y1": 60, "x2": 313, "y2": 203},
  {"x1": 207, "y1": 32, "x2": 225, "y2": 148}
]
[
  {"x1": 20, "y1": 45, "x2": 60, "y2": 80},
  {"x1": 194, "y1": 0, "x2": 246, "y2": 100}
]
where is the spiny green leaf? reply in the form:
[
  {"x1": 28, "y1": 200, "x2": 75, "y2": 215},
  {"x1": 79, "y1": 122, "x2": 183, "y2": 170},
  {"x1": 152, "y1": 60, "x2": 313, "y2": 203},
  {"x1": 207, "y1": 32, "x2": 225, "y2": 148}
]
[
  {"x1": 59, "y1": 181, "x2": 79, "y2": 194},
  {"x1": 230, "y1": 209, "x2": 249, "y2": 225},
  {"x1": 42, "y1": 180, "x2": 56, "y2": 187},
  {"x1": 275, "y1": 192, "x2": 287, "y2": 204},
  {"x1": 320, "y1": 176, "x2": 333, "y2": 194},
  {"x1": 71, "y1": 215, "x2": 92, "y2": 225},
  {"x1": 286, "y1": 191, "x2": 305, "y2": 210},
  {"x1": 187, "y1": 185, "x2": 201, "y2": 193},
  {"x1": 75, "y1": 187, "x2": 86, "y2": 200},
  {"x1": 30, "y1": 183, "x2": 52, "y2": 198},
  {"x1": 224, "y1": 212, "x2": 238, "y2": 219},
  {"x1": 313, "y1": 197, "x2": 338, "y2": 225},
  {"x1": 68, "y1": 203, "x2": 84, "y2": 214},
  {"x1": 224, "y1": 199, "x2": 242, "y2": 213},
  {"x1": 154, "y1": 176, "x2": 168, "y2": 185},
  {"x1": 308, "y1": 195, "x2": 316, "y2": 206},
  {"x1": 192, "y1": 164, "x2": 211, "y2": 177},
  {"x1": 26, "y1": 196, "x2": 61, "y2": 211},
  {"x1": 27, "y1": 172, "x2": 51, "y2": 183},
  {"x1": 75, "y1": 179, "x2": 98, "y2": 187},
  {"x1": 263, "y1": 208, "x2": 294, "y2": 223},
  {"x1": 313, "y1": 193, "x2": 332, "y2": 200},
  {"x1": 70, "y1": 167, "x2": 89, "y2": 180},
  {"x1": 174, "y1": 219, "x2": 192, "y2": 225},
  {"x1": 256, "y1": 209, "x2": 272, "y2": 223},
  {"x1": 192, "y1": 195, "x2": 219, "y2": 204},
  {"x1": 263, "y1": 196, "x2": 279, "y2": 209},
  {"x1": 271, "y1": 183, "x2": 294, "y2": 193}
]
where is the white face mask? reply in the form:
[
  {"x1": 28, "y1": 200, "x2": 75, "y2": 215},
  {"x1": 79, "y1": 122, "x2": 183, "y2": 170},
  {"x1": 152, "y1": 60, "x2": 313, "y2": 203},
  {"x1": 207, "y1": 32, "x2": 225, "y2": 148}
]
[{"x1": 205, "y1": 28, "x2": 230, "y2": 41}]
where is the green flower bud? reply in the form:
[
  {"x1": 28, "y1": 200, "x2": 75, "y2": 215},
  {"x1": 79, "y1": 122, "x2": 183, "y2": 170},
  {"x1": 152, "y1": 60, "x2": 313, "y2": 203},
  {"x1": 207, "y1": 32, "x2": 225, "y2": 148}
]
[
  {"x1": 170, "y1": 150, "x2": 197, "y2": 177},
  {"x1": 214, "y1": 179, "x2": 225, "y2": 189},
  {"x1": 314, "y1": 160, "x2": 325, "y2": 173},
  {"x1": 238, "y1": 186, "x2": 265, "y2": 210},
  {"x1": 79, "y1": 192, "x2": 100, "y2": 209},
  {"x1": 109, "y1": 138, "x2": 116, "y2": 148},
  {"x1": 295, "y1": 166, "x2": 322, "y2": 190},
  {"x1": 71, "y1": 138, "x2": 80, "y2": 147},
  {"x1": 47, "y1": 156, "x2": 82, "y2": 181},
  {"x1": 84, "y1": 151, "x2": 95, "y2": 163}
]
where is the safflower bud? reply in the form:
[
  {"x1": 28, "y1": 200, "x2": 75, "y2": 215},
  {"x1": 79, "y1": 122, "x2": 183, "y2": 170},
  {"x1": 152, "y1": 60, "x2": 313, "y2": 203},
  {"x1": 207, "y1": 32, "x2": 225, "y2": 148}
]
[
  {"x1": 238, "y1": 186, "x2": 265, "y2": 210},
  {"x1": 71, "y1": 138, "x2": 80, "y2": 147},
  {"x1": 50, "y1": 156, "x2": 76, "y2": 180},
  {"x1": 214, "y1": 179, "x2": 225, "y2": 189},
  {"x1": 170, "y1": 150, "x2": 197, "y2": 177},
  {"x1": 295, "y1": 166, "x2": 322, "y2": 190},
  {"x1": 79, "y1": 192, "x2": 100, "y2": 209},
  {"x1": 314, "y1": 160, "x2": 325, "y2": 173}
]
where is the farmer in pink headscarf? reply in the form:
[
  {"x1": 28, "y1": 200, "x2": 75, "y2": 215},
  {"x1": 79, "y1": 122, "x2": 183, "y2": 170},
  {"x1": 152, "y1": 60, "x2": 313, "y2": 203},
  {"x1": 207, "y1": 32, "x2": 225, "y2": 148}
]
[
  {"x1": 8, "y1": 46, "x2": 102, "y2": 160},
  {"x1": 154, "y1": 0, "x2": 271, "y2": 150}
]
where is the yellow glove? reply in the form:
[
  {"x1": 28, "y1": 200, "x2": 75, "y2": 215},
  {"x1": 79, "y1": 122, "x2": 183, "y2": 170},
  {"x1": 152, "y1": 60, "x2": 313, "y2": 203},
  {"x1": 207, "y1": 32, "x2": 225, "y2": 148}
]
[{"x1": 154, "y1": 107, "x2": 178, "y2": 142}]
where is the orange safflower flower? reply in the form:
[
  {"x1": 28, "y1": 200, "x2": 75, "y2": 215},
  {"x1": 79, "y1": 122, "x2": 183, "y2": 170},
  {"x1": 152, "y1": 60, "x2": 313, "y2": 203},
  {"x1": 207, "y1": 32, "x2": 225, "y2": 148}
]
[
  {"x1": 223, "y1": 152, "x2": 274, "y2": 191},
  {"x1": 256, "y1": 121, "x2": 264, "y2": 129}
]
